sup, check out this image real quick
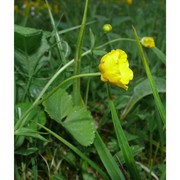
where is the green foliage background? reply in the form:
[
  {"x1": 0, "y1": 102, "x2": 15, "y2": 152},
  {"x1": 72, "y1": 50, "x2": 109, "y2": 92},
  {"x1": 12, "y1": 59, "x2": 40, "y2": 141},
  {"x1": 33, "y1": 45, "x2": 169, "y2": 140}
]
[{"x1": 14, "y1": 0, "x2": 166, "y2": 179}]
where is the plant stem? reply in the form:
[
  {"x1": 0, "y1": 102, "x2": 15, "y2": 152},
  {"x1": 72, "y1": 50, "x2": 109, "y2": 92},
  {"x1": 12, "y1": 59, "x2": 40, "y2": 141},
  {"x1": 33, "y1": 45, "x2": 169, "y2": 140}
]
[
  {"x1": 45, "y1": 0, "x2": 65, "y2": 65},
  {"x1": 73, "y1": 0, "x2": 89, "y2": 106},
  {"x1": 132, "y1": 26, "x2": 166, "y2": 127}
]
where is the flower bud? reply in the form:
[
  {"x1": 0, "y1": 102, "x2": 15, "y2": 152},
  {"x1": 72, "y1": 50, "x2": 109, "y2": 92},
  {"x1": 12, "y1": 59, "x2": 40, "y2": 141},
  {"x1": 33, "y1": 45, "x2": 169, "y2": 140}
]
[
  {"x1": 102, "y1": 24, "x2": 112, "y2": 33},
  {"x1": 140, "y1": 37, "x2": 155, "y2": 48}
]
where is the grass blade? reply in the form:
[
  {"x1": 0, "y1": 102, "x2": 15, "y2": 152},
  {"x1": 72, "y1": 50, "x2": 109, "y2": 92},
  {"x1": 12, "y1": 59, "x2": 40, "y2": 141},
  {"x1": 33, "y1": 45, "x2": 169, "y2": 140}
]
[
  {"x1": 37, "y1": 123, "x2": 109, "y2": 179},
  {"x1": 45, "y1": 0, "x2": 65, "y2": 64},
  {"x1": 152, "y1": 47, "x2": 166, "y2": 65},
  {"x1": 94, "y1": 131, "x2": 125, "y2": 180},
  {"x1": 106, "y1": 84, "x2": 141, "y2": 180},
  {"x1": 132, "y1": 26, "x2": 166, "y2": 127}
]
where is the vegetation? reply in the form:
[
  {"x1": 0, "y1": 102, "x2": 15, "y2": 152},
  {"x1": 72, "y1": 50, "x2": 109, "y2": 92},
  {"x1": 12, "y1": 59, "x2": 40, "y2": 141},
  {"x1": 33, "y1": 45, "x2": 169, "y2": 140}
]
[{"x1": 14, "y1": 0, "x2": 166, "y2": 179}]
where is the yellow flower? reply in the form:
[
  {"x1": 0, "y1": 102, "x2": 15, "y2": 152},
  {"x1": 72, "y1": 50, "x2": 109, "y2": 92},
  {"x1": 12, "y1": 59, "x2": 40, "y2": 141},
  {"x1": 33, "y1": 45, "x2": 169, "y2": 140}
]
[
  {"x1": 140, "y1": 37, "x2": 155, "y2": 48},
  {"x1": 103, "y1": 24, "x2": 112, "y2": 33},
  {"x1": 98, "y1": 49, "x2": 133, "y2": 90},
  {"x1": 126, "y1": 0, "x2": 133, "y2": 5}
]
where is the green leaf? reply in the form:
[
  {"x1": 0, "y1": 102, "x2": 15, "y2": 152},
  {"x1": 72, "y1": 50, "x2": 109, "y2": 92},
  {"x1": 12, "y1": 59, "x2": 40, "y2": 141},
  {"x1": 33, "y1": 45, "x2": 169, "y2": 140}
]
[
  {"x1": 14, "y1": 24, "x2": 50, "y2": 77},
  {"x1": 92, "y1": 49, "x2": 107, "y2": 56},
  {"x1": 89, "y1": 28, "x2": 95, "y2": 49},
  {"x1": 15, "y1": 147, "x2": 39, "y2": 156},
  {"x1": 14, "y1": 24, "x2": 43, "y2": 54},
  {"x1": 94, "y1": 132, "x2": 125, "y2": 180},
  {"x1": 43, "y1": 88, "x2": 96, "y2": 146},
  {"x1": 15, "y1": 127, "x2": 48, "y2": 142},
  {"x1": 132, "y1": 26, "x2": 166, "y2": 126},
  {"x1": 121, "y1": 77, "x2": 166, "y2": 119},
  {"x1": 116, "y1": 145, "x2": 144, "y2": 164},
  {"x1": 106, "y1": 84, "x2": 140, "y2": 179},
  {"x1": 15, "y1": 102, "x2": 46, "y2": 130},
  {"x1": 43, "y1": 88, "x2": 73, "y2": 122},
  {"x1": 152, "y1": 47, "x2": 166, "y2": 65},
  {"x1": 62, "y1": 106, "x2": 95, "y2": 146},
  {"x1": 14, "y1": 136, "x2": 25, "y2": 149},
  {"x1": 15, "y1": 32, "x2": 50, "y2": 76}
]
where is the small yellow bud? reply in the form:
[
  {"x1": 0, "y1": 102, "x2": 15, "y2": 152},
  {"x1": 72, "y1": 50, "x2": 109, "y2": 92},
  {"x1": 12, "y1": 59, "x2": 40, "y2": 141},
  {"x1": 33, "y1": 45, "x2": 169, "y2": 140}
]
[
  {"x1": 102, "y1": 24, "x2": 112, "y2": 33},
  {"x1": 140, "y1": 37, "x2": 155, "y2": 48}
]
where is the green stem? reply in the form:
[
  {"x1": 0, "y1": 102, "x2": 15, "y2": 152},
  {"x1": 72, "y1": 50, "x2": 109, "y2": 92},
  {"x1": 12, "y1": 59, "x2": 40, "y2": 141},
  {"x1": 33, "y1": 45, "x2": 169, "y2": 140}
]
[
  {"x1": 85, "y1": 78, "x2": 90, "y2": 105},
  {"x1": 95, "y1": 38, "x2": 136, "y2": 49},
  {"x1": 73, "y1": 0, "x2": 89, "y2": 106},
  {"x1": 41, "y1": 72, "x2": 100, "y2": 104},
  {"x1": 45, "y1": 0, "x2": 65, "y2": 65},
  {"x1": 22, "y1": 76, "x2": 32, "y2": 101},
  {"x1": 132, "y1": 26, "x2": 166, "y2": 127}
]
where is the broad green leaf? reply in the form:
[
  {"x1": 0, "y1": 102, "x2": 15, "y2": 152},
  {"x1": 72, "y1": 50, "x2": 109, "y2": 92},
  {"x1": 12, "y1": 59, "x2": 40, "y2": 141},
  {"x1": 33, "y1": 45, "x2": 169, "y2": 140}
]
[
  {"x1": 43, "y1": 88, "x2": 96, "y2": 146},
  {"x1": 15, "y1": 33, "x2": 50, "y2": 76},
  {"x1": 15, "y1": 127, "x2": 48, "y2": 142},
  {"x1": 62, "y1": 106, "x2": 95, "y2": 146},
  {"x1": 14, "y1": 25, "x2": 50, "y2": 77},
  {"x1": 43, "y1": 88, "x2": 73, "y2": 121},
  {"x1": 121, "y1": 77, "x2": 166, "y2": 119},
  {"x1": 14, "y1": 24, "x2": 42, "y2": 54}
]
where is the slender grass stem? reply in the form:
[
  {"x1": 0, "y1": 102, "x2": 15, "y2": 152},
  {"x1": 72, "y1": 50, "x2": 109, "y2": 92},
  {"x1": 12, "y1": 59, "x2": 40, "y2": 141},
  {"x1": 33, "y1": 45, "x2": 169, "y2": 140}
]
[
  {"x1": 73, "y1": 0, "x2": 89, "y2": 105},
  {"x1": 132, "y1": 26, "x2": 166, "y2": 127},
  {"x1": 95, "y1": 38, "x2": 136, "y2": 49},
  {"x1": 45, "y1": 0, "x2": 65, "y2": 65}
]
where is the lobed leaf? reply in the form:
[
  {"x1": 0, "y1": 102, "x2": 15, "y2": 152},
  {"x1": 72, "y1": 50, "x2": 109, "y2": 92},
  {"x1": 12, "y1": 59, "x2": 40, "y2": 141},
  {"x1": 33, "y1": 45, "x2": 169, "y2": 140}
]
[{"x1": 43, "y1": 88, "x2": 96, "y2": 146}]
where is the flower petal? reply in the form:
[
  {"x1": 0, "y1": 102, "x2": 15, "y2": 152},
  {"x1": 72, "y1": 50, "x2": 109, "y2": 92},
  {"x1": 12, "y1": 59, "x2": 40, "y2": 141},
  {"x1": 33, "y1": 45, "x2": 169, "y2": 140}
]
[{"x1": 98, "y1": 49, "x2": 133, "y2": 90}]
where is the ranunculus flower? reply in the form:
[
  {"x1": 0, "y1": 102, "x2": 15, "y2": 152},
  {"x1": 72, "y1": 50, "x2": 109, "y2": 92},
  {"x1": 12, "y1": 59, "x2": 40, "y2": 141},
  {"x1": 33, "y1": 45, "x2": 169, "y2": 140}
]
[
  {"x1": 98, "y1": 49, "x2": 133, "y2": 90},
  {"x1": 140, "y1": 37, "x2": 155, "y2": 48}
]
